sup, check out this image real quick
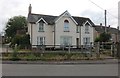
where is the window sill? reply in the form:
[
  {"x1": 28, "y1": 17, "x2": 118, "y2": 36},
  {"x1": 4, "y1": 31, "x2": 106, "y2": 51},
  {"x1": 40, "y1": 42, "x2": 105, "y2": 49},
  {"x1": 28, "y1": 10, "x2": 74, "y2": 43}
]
[
  {"x1": 85, "y1": 32, "x2": 90, "y2": 34},
  {"x1": 64, "y1": 31, "x2": 70, "y2": 32},
  {"x1": 38, "y1": 31, "x2": 45, "y2": 32}
]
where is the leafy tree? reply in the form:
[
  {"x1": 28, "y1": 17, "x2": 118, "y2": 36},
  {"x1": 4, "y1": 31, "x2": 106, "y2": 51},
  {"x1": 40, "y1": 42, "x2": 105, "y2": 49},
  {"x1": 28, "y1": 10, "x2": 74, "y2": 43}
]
[
  {"x1": 19, "y1": 34, "x2": 30, "y2": 49},
  {"x1": 5, "y1": 16, "x2": 27, "y2": 42},
  {"x1": 11, "y1": 34, "x2": 30, "y2": 49},
  {"x1": 95, "y1": 32, "x2": 111, "y2": 42}
]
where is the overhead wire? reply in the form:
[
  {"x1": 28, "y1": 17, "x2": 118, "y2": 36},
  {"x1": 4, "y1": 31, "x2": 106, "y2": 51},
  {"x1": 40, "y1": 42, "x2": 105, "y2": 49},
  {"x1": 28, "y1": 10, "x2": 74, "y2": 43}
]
[
  {"x1": 88, "y1": 0, "x2": 119, "y2": 28},
  {"x1": 88, "y1": 0, "x2": 119, "y2": 20}
]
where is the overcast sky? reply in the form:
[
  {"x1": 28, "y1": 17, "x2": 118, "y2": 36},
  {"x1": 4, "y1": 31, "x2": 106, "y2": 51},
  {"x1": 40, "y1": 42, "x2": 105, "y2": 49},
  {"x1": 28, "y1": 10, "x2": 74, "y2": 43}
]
[{"x1": 0, "y1": 0, "x2": 119, "y2": 33}]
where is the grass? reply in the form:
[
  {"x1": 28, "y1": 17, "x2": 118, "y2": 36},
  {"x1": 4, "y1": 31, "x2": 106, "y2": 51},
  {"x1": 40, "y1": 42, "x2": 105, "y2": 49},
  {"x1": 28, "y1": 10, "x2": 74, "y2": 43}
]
[{"x1": 2, "y1": 52, "x2": 108, "y2": 61}]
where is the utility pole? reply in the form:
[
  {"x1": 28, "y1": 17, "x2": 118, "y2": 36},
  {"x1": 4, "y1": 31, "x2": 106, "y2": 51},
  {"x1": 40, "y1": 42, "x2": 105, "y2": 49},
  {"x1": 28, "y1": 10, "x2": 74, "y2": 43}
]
[{"x1": 105, "y1": 10, "x2": 107, "y2": 33}]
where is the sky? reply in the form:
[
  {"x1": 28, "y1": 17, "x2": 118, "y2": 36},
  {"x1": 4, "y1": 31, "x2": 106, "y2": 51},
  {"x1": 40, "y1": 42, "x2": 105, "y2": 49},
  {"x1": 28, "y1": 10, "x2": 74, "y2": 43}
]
[{"x1": 0, "y1": 0, "x2": 119, "y2": 33}]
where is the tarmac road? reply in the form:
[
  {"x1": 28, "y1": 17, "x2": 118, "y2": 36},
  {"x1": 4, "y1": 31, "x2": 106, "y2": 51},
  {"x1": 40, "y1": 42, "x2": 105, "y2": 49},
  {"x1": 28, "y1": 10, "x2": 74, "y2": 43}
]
[{"x1": 2, "y1": 64, "x2": 118, "y2": 76}]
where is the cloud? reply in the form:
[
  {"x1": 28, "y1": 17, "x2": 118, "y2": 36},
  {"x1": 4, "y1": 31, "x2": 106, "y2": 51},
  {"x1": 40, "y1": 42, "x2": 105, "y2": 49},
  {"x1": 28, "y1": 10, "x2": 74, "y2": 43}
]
[
  {"x1": 0, "y1": 0, "x2": 119, "y2": 33},
  {"x1": 81, "y1": 9, "x2": 118, "y2": 28},
  {"x1": 0, "y1": 0, "x2": 29, "y2": 32},
  {"x1": 81, "y1": 10, "x2": 104, "y2": 25}
]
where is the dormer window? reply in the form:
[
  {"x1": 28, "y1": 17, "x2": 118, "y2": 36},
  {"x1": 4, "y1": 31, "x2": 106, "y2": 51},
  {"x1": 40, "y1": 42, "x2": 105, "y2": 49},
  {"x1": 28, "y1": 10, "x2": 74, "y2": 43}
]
[
  {"x1": 38, "y1": 21, "x2": 44, "y2": 32},
  {"x1": 64, "y1": 20, "x2": 69, "y2": 32}
]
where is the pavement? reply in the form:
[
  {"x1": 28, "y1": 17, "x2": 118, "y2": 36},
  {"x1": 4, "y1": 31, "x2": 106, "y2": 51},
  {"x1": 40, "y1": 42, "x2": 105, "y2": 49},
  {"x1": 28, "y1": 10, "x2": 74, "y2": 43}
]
[{"x1": 2, "y1": 59, "x2": 119, "y2": 64}]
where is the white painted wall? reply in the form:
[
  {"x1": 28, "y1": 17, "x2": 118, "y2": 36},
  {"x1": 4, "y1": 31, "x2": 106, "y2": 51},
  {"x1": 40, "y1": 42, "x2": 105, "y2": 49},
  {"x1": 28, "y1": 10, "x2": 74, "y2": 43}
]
[
  {"x1": 28, "y1": 23, "x2": 54, "y2": 47},
  {"x1": 55, "y1": 16, "x2": 78, "y2": 48},
  {"x1": 81, "y1": 23, "x2": 94, "y2": 46},
  {"x1": 27, "y1": 23, "x2": 32, "y2": 43}
]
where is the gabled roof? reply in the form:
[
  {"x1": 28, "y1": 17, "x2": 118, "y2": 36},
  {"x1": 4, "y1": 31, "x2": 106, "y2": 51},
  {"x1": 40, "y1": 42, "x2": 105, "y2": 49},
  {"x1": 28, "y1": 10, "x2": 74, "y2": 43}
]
[
  {"x1": 55, "y1": 10, "x2": 78, "y2": 25},
  {"x1": 73, "y1": 16, "x2": 94, "y2": 26},
  {"x1": 94, "y1": 25, "x2": 120, "y2": 35},
  {"x1": 27, "y1": 12, "x2": 95, "y2": 26},
  {"x1": 27, "y1": 13, "x2": 57, "y2": 25}
]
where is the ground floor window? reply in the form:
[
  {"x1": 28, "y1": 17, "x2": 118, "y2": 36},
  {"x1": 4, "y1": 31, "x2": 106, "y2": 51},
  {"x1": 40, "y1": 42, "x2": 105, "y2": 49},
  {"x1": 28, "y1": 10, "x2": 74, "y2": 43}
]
[
  {"x1": 37, "y1": 36, "x2": 45, "y2": 45},
  {"x1": 83, "y1": 37, "x2": 90, "y2": 45},
  {"x1": 60, "y1": 36, "x2": 72, "y2": 46}
]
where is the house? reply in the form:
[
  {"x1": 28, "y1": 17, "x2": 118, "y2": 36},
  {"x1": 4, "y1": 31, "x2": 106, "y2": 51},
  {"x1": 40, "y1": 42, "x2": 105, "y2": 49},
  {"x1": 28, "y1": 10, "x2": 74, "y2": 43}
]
[
  {"x1": 94, "y1": 24, "x2": 120, "y2": 43},
  {"x1": 27, "y1": 4, "x2": 95, "y2": 49}
]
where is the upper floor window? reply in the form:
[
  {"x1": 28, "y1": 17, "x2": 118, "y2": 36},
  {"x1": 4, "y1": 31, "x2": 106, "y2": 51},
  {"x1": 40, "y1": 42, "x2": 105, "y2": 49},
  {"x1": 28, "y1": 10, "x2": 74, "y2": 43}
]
[
  {"x1": 76, "y1": 26, "x2": 80, "y2": 33},
  {"x1": 85, "y1": 23, "x2": 89, "y2": 34},
  {"x1": 64, "y1": 20, "x2": 69, "y2": 32},
  {"x1": 38, "y1": 22, "x2": 44, "y2": 32}
]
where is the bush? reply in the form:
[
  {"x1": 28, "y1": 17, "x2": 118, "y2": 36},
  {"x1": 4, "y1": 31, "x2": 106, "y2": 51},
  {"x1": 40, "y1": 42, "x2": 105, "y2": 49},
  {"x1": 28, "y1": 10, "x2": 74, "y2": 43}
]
[
  {"x1": 11, "y1": 45, "x2": 20, "y2": 61},
  {"x1": 11, "y1": 34, "x2": 30, "y2": 49}
]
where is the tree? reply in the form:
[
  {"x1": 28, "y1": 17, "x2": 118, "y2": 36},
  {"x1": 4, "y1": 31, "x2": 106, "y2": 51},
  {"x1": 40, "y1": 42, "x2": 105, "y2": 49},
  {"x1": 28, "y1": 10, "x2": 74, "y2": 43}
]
[
  {"x1": 95, "y1": 32, "x2": 111, "y2": 42},
  {"x1": 11, "y1": 34, "x2": 30, "y2": 49},
  {"x1": 5, "y1": 16, "x2": 27, "y2": 42}
]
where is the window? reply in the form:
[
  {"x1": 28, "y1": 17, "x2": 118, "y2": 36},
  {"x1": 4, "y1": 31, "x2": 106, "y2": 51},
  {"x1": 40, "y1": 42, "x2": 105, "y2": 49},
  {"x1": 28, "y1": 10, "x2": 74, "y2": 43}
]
[
  {"x1": 85, "y1": 23, "x2": 89, "y2": 34},
  {"x1": 60, "y1": 36, "x2": 72, "y2": 46},
  {"x1": 38, "y1": 22, "x2": 44, "y2": 32},
  {"x1": 76, "y1": 26, "x2": 80, "y2": 33},
  {"x1": 64, "y1": 20, "x2": 69, "y2": 32},
  {"x1": 37, "y1": 37, "x2": 45, "y2": 45},
  {"x1": 83, "y1": 37, "x2": 90, "y2": 45}
]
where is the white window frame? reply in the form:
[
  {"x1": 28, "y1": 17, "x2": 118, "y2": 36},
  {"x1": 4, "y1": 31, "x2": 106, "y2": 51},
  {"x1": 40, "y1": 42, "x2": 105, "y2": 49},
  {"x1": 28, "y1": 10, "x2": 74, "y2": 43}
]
[
  {"x1": 37, "y1": 36, "x2": 45, "y2": 45},
  {"x1": 83, "y1": 37, "x2": 90, "y2": 45},
  {"x1": 76, "y1": 26, "x2": 80, "y2": 33},
  {"x1": 60, "y1": 36, "x2": 72, "y2": 46},
  {"x1": 85, "y1": 25, "x2": 89, "y2": 34},
  {"x1": 64, "y1": 20, "x2": 69, "y2": 32},
  {"x1": 38, "y1": 22, "x2": 44, "y2": 32}
]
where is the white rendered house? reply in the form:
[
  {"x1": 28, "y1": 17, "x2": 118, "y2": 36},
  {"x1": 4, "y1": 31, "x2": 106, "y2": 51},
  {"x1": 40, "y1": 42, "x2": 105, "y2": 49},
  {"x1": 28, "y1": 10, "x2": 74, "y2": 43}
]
[{"x1": 27, "y1": 4, "x2": 94, "y2": 49}]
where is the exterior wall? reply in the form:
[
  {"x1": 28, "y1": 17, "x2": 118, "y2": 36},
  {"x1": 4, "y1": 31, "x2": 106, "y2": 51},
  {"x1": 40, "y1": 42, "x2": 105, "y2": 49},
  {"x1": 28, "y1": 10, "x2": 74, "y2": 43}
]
[
  {"x1": 111, "y1": 34, "x2": 116, "y2": 42},
  {"x1": 28, "y1": 20, "x2": 94, "y2": 48},
  {"x1": 27, "y1": 23, "x2": 32, "y2": 43},
  {"x1": 93, "y1": 28, "x2": 99, "y2": 41},
  {"x1": 29, "y1": 23, "x2": 54, "y2": 47},
  {"x1": 55, "y1": 16, "x2": 78, "y2": 48},
  {"x1": 81, "y1": 24, "x2": 94, "y2": 46}
]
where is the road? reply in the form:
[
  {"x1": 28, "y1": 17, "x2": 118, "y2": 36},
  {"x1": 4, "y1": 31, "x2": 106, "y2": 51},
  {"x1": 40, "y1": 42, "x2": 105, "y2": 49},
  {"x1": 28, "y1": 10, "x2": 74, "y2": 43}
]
[{"x1": 2, "y1": 64, "x2": 118, "y2": 76}]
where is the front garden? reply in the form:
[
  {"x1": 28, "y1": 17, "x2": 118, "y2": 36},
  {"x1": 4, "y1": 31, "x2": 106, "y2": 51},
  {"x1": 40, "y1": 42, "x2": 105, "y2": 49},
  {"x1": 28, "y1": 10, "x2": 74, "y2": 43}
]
[{"x1": 2, "y1": 51, "x2": 112, "y2": 61}]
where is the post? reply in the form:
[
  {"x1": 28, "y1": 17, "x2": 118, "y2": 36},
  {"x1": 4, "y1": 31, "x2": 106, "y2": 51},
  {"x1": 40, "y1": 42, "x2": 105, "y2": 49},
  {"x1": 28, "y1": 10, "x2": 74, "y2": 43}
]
[
  {"x1": 62, "y1": 44, "x2": 64, "y2": 51},
  {"x1": 6, "y1": 45, "x2": 8, "y2": 53},
  {"x1": 90, "y1": 42, "x2": 92, "y2": 57},
  {"x1": 111, "y1": 42, "x2": 115, "y2": 57},
  {"x1": 42, "y1": 44, "x2": 45, "y2": 53},
  {"x1": 116, "y1": 42, "x2": 120, "y2": 58},
  {"x1": 41, "y1": 44, "x2": 45, "y2": 56},
  {"x1": 105, "y1": 10, "x2": 107, "y2": 33},
  {"x1": 68, "y1": 44, "x2": 70, "y2": 53},
  {"x1": 96, "y1": 42, "x2": 100, "y2": 58}
]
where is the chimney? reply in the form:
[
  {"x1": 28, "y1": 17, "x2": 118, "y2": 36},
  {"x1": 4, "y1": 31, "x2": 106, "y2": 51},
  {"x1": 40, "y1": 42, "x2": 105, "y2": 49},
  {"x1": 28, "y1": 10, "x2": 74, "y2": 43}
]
[
  {"x1": 118, "y1": 26, "x2": 119, "y2": 30},
  {"x1": 28, "y1": 4, "x2": 32, "y2": 14},
  {"x1": 100, "y1": 23, "x2": 102, "y2": 29}
]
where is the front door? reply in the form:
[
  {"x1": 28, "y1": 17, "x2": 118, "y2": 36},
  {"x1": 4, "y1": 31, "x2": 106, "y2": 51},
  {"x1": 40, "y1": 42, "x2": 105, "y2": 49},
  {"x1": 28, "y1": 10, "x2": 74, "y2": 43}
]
[{"x1": 76, "y1": 38, "x2": 79, "y2": 48}]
